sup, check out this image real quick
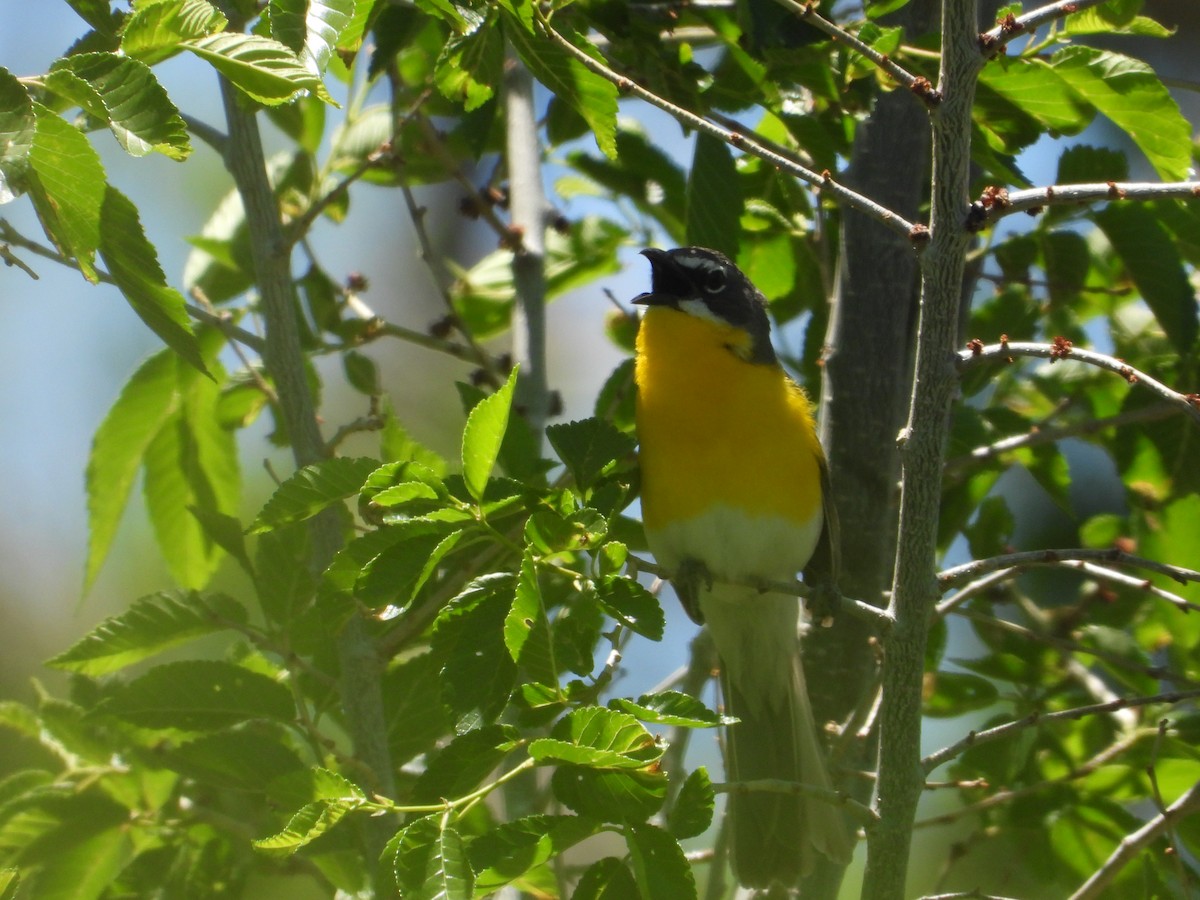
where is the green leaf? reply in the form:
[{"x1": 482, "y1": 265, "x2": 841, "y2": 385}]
[
  {"x1": 47, "y1": 592, "x2": 247, "y2": 676},
  {"x1": 85, "y1": 349, "x2": 179, "y2": 592},
  {"x1": 423, "y1": 825, "x2": 474, "y2": 900},
  {"x1": 977, "y1": 57, "x2": 1092, "y2": 136},
  {"x1": 27, "y1": 103, "x2": 105, "y2": 281},
  {"x1": 251, "y1": 457, "x2": 381, "y2": 532},
  {"x1": 103, "y1": 660, "x2": 294, "y2": 730},
  {"x1": 1093, "y1": 203, "x2": 1197, "y2": 354},
  {"x1": 184, "y1": 32, "x2": 330, "y2": 106},
  {"x1": 0, "y1": 67, "x2": 34, "y2": 203},
  {"x1": 121, "y1": 0, "x2": 228, "y2": 65},
  {"x1": 165, "y1": 729, "x2": 306, "y2": 790},
  {"x1": 461, "y1": 367, "x2": 519, "y2": 501},
  {"x1": 270, "y1": 0, "x2": 358, "y2": 74},
  {"x1": 143, "y1": 355, "x2": 240, "y2": 589},
  {"x1": 546, "y1": 418, "x2": 635, "y2": 492},
  {"x1": 551, "y1": 765, "x2": 667, "y2": 822},
  {"x1": 609, "y1": 691, "x2": 730, "y2": 729},
  {"x1": 668, "y1": 767, "x2": 715, "y2": 839},
  {"x1": 26, "y1": 827, "x2": 129, "y2": 900},
  {"x1": 431, "y1": 578, "x2": 518, "y2": 720},
  {"x1": 595, "y1": 578, "x2": 665, "y2": 641},
  {"x1": 573, "y1": 857, "x2": 638, "y2": 900},
  {"x1": 0, "y1": 868, "x2": 18, "y2": 900},
  {"x1": 529, "y1": 707, "x2": 662, "y2": 769},
  {"x1": 1050, "y1": 46, "x2": 1192, "y2": 181},
  {"x1": 383, "y1": 652, "x2": 456, "y2": 766},
  {"x1": 48, "y1": 54, "x2": 191, "y2": 160},
  {"x1": 469, "y1": 815, "x2": 599, "y2": 891},
  {"x1": 625, "y1": 823, "x2": 696, "y2": 900},
  {"x1": 255, "y1": 796, "x2": 361, "y2": 856},
  {"x1": 99, "y1": 185, "x2": 209, "y2": 375},
  {"x1": 504, "y1": 552, "x2": 559, "y2": 685},
  {"x1": 686, "y1": 132, "x2": 742, "y2": 259},
  {"x1": 410, "y1": 724, "x2": 522, "y2": 804},
  {"x1": 436, "y1": 15, "x2": 503, "y2": 112},
  {"x1": 924, "y1": 671, "x2": 1000, "y2": 717},
  {"x1": 504, "y1": 18, "x2": 617, "y2": 158},
  {"x1": 392, "y1": 816, "x2": 437, "y2": 896}
]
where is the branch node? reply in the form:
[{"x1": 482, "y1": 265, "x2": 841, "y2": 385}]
[{"x1": 1049, "y1": 335, "x2": 1074, "y2": 361}]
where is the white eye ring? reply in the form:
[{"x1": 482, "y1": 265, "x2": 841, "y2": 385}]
[{"x1": 703, "y1": 267, "x2": 726, "y2": 293}]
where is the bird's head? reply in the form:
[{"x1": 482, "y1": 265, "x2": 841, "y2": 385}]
[{"x1": 632, "y1": 247, "x2": 776, "y2": 364}]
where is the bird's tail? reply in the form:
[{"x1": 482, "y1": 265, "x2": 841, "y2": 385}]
[{"x1": 702, "y1": 586, "x2": 854, "y2": 888}]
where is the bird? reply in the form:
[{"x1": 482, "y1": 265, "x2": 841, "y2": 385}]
[{"x1": 632, "y1": 246, "x2": 853, "y2": 889}]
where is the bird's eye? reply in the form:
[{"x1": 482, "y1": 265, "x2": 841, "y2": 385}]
[{"x1": 703, "y1": 267, "x2": 727, "y2": 293}]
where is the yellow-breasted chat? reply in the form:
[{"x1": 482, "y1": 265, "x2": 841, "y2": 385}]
[{"x1": 632, "y1": 246, "x2": 853, "y2": 889}]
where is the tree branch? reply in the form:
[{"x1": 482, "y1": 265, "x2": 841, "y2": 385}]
[
  {"x1": 939, "y1": 548, "x2": 1200, "y2": 593},
  {"x1": 966, "y1": 181, "x2": 1200, "y2": 230},
  {"x1": 533, "y1": 10, "x2": 923, "y2": 243},
  {"x1": 957, "y1": 339, "x2": 1200, "y2": 426},
  {"x1": 922, "y1": 690, "x2": 1200, "y2": 774},
  {"x1": 504, "y1": 48, "x2": 551, "y2": 442},
  {"x1": 978, "y1": 0, "x2": 1110, "y2": 56},
  {"x1": 1068, "y1": 780, "x2": 1200, "y2": 900},
  {"x1": 862, "y1": 1, "x2": 982, "y2": 894},
  {"x1": 772, "y1": 0, "x2": 942, "y2": 105},
  {"x1": 218, "y1": 80, "x2": 395, "y2": 863}
]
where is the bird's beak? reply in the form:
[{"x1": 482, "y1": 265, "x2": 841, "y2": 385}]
[{"x1": 632, "y1": 248, "x2": 685, "y2": 307}]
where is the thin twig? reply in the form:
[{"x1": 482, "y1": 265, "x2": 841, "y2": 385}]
[
  {"x1": 713, "y1": 778, "x2": 878, "y2": 826},
  {"x1": 944, "y1": 403, "x2": 1180, "y2": 474},
  {"x1": 966, "y1": 181, "x2": 1200, "y2": 230},
  {"x1": 957, "y1": 340, "x2": 1200, "y2": 426},
  {"x1": 0, "y1": 240, "x2": 40, "y2": 279},
  {"x1": 286, "y1": 143, "x2": 388, "y2": 247},
  {"x1": 939, "y1": 548, "x2": 1200, "y2": 593},
  {"x1": 180, "y1": 112, "x2": 228, "y2": 155},
  {"x1": 978, "y1": 0, "x2": 1110, "y2": 57},
  {"x1": 533, "y1": 10, "x2": 923, "y2": 243},
  {"x1": 628, "y1": 554, "x2": 894, "y2": 631},
  {"x1": 922, "y1": 690, "x2": 1200, "y2": 775},
  {"x1": 918, "y1": 728, "x2": 1148, "y2": 828},
  {"x1": 1068, "y1": 780, "x2": 1200, "y2": 900},
  {"x1": 772, "y1": 0, "x2": 941, "y2": 105}
]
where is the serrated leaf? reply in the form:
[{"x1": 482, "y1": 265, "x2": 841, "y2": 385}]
[
  {"x1": 0, "y1": 67, "x2": 34, "y2": 204},
  {"x1": 49, "y1": 53, "x2": 191, "y2": 160},
  {"x1": 686, "y1": 132, "x2": 741, "y2": 258},
  {"x1": 143, "y1": 355, "x2": 239, "y2": 589},
  {"x1": 625, "y1": 823, "x2": 696, "y2": 900},
  {"x1": 552, "y1": 765, "x2": 667, "y2": 822},
  {"x1": 270, "y1": 0, "x2": 357, "y2": 74},
  {"x1": 923, "y1": 671, "x2": 1000, "y2": 717},
  {"x1": 0, "y1": 867, "x2": 18, "y2": 900},
  {"x1": 27, "y1": 827, "x2": 129, "y2": 900},
  {"x1": 503, "y1": 552, "x2": 558, "y2": 685},
  {"x1": 184, "y1": 32, "x2": 331, "y2": 106},
  {"x1": 529, "y1": 707, "x2": 662, "y2": 769},
  {"x1": 47, "y1": 592, "x2": 247, "y2": 676},
  {"x1": 166, "y1": 729, "x2": 306, "y2": 790},
  {"x1": 1050, "y1": 46, "x2": 1192, "y2": 181},
  {"x1": 436, "y1": 16, "x2": 503, "y2": 111},
  {"x1": 430, "y1": 580, "x2": 517, "y2": 720},
  {"x1": 410, "y1": 724, "x2": 518, "y2": 806},
  {"x1": 1094, "y1": 203, "x2": 1197, "y2": 354},
  {"x1": 573, "y1": 857, "x2": 638, "y2": 900},
  {"x1": 609, "y1": 691, "x2": 730, "y2": 728},
  {"x1": 977, "y1": 56, "x2": 1092, "y2": 136},
  {"x1": 596, "y1": 578, "x2": 665, "y2": 641},
  {"x1": 393, "y1": 816, "x2": 439, "y2": 896},
  {"x1": 545, "y1": 418, "x2": 635, "y2": 492},
  {"x1": 121, "y1": 0, "x2": 228, "y2": 64},
  {"x1": 251, "y1": 457, "x2": 381, "y2": 532},
  {"x1": 85, "y1": 349, "x2": 179, "y2": 592},
  {"x1": 469, "y1": 815, "x2": 598, "y2": 891},
  {"x1": 461, "y1": 367, "x2": 518, "y2": 501},
  {"x1": 423, "y1": 825, "x2": 474, "y2": 900},
  {"x1": 668, "y1": 767, "x2": 715, "y2": 839},
  {"x1": 383, "y1": 652, "x2": 456, "y2": 766},
  {"x1": 254, "y1": 799, "x2": 357, "y2": 856},
  {"x1": 28, "y1": 103, "x2": 105, "y2": 281},
  {"x1": 504, "y1": 19, "x2": 617, "y2": 158},
  {"x1": 100, "y1": 185, "x2": 209, "y2": 375},
  {"x1": 103, "y1": 659, "x2": 293, "y2": 730}
]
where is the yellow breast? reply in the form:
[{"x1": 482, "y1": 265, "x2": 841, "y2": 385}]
[{"x1": 634, "y1": 306, "x2": 825, "y2": 573}]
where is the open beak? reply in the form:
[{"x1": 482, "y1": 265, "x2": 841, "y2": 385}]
[{"x1": 632, "y1": 248, "x2": 687, "y2": 307}]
